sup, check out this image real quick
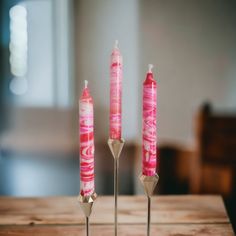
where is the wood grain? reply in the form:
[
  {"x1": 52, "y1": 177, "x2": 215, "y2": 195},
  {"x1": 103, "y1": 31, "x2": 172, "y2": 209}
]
[
  {"x1": 0, "y1": 195, "x2": 229, "y2": 226},
  {"x1": 0, "y1": 224, "x2": 234, "y2": 236}
]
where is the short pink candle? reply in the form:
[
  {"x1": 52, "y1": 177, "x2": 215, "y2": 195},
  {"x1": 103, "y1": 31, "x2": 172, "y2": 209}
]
[
  {"x1": 142, "y1": 64, "x2": 157, "y2": 176},
  {"x1": 109, "y1": 40, "x2": 123, "y2": 140},
  {"x1": 79, "y1": 80, "x2": 95, "y2": 196}
]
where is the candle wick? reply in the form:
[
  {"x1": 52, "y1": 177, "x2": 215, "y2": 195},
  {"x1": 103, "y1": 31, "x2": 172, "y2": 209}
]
[
  {"x1": 148, "y1": 64, "x2": 154, "y2": 73},
  {"x1": 114, "y1": 40, "x2": 119, "y2": 49},
  {"x1": 84, "y1": 80, "x2": 88, "y2": 88}
]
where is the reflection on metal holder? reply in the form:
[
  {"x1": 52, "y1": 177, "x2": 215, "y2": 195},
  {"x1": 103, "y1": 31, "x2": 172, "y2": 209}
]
[
  {"x1": 139, "y1": 174, "x2": 159, "y2": 197},
  {"x1": 108, "y1": 138, "x2": 125, "y2": 160},
  {"x1": 108, "y1": 138, "x2": 125, "y2": 236},
  {"x1": 139, "y1": 173, "x2": 159, "y2": 236},
  {"x1": 78, "y1": 192, "x2": 97, "y2": 236}
]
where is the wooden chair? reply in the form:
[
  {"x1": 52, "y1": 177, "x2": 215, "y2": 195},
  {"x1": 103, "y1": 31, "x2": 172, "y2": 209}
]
[{"x1": 190, "y1": 103, "x2": 236, "y2": 196}]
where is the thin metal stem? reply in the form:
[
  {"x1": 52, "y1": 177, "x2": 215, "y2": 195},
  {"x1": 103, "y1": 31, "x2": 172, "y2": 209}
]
[
  {"x1": 114, "y1": 158, "x2": 119, "y2": 236},
  {"x1": 86, "y1": 216, "x2": 89, "y2": 236},
  {"x1": 147, "y1": 196, "x2": 151, "y2": 236}
]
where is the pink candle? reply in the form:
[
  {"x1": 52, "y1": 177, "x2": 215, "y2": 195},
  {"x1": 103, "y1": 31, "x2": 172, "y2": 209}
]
[
  {"x1": 79, "y1": 80, "x2": 95, "y2": 196},
  {"x1": 142, "y1": 64, "x2": 157, "y2": 176},
  {"x1": 109, "y1": 40, "x2": 123, "y2": 140}
]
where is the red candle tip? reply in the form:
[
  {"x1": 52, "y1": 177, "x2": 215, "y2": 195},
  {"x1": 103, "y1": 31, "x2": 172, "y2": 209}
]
[{"x1": 144, "y1": 72, "x2": 156, "y2": 85}]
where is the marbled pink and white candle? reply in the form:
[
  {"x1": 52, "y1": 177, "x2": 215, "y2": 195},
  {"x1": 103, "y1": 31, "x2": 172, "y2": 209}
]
[
  {"x1": 79, "y1": 80, "x2": 95, "y2": 196},
  {"x1": 142, "y1": 64, "x2": 157, "y2": 176},
  {"x1": 109, "y1": 40, "x2": 123, "y2": 140}
]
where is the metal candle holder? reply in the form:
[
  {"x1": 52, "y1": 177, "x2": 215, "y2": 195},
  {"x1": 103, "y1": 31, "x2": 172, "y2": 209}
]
[
  {"x1": 78, "y1": 192, "x2": 97, "y2": 236},
  {"x1": 108, "y1": 138, "x2": 125, "y2": 236},
  {"x1": 139, "y1": 174, "x2": 159, "y2": 236}
]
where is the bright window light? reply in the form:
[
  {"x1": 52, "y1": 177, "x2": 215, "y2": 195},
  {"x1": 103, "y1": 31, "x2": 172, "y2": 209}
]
[{"x1": 9, "y1": 4, "x2": 28, "y2": 92}]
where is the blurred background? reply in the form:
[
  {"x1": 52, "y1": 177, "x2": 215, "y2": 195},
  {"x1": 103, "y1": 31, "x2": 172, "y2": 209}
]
[{"x1": 0, "y1": 0, "x2": 236, "y2": 231}]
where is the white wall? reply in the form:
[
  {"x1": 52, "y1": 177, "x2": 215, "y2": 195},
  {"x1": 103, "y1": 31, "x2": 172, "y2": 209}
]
[
  {"x1": 75, "y1": 0, "x2": 236, "y2": 146},
  {"x1": 75, "y1": 0, "x2": 139, "y2": 141},
  {"x1": 139, "y1": 0, "x2": 236, "y2": 146}
]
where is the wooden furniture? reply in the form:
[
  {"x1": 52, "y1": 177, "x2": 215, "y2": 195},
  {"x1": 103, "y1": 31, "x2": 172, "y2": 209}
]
[
  {"x1": 0, "y1": 195, "x2": 234, "y2": 235},
  {"x1": 191, "y1": 103, "x2": 236, "y2": 195}
]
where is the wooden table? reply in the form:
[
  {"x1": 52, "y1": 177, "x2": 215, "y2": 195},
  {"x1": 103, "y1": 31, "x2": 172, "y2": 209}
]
[{"x1": 0, "y1": 195, "x2": 234, "y2": 235}]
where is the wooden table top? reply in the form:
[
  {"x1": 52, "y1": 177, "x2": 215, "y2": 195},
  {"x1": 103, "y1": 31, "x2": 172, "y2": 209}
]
[{"x1": 0, "y1": 195, "x2": 234, "y2": 235}]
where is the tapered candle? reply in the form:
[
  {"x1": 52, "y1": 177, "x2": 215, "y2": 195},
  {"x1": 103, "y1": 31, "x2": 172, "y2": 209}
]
[
  {"x1": 109, "y1": 40, "x2": 123, "y2": 140},
  {"x1": 142, "y1": 64, "x2": 157, "y2": 176},
  {"x1": 79, "y1": 80, "x2": 95, "y2": 196}
]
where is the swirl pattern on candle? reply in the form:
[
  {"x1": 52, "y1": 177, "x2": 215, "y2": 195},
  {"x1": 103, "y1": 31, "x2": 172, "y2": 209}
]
[
  {"x1": 79, "y1": 88, "x2": 95, "y2": 196},
  {"x1": 142, "y1": 73, "x2": 157, "y2": 176},
  {"x1": 109, "y1": 48, "x2": 123, "y2": 139}
]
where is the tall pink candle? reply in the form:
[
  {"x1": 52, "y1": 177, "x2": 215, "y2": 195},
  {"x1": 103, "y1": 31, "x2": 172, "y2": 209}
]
[
  {"x1": 142, "y1": 64, "x2": 157, "y2": 176},
  {"x1": 79, "y1": 80, "x2": 95, "y2": 196},
  {"x1": 109, "y1": 40, "x2": 123, "y2": 140}
]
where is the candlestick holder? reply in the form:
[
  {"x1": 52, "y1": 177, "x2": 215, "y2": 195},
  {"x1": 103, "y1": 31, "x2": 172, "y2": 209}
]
[
  {"x1": 78, "y1": 192, "x2": 97, "y2": 236},
  {"x1": 108, "y1": 138, "x2": 125, "y2": 236},
  {"x1": 139, "y1": 174, "x2": 159, "y2": 236}
]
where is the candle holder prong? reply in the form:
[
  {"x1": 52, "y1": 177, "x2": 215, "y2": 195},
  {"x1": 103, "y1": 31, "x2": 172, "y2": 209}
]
[
  {"x1": 78, "y1": 192, "x2": 97, "y2": 217},
  {"x1": 139, "y1": 174, "x2": 159, "y2": 197},
  {"x1": 78, "y1": 192, "x2": 97, "y2": 236},
  {"x1": 107, "y1": 138, "x2": 125, "y2": 236},
  {"x1": 139, "y1": 173, "x2": 159, "y2": 236},
  {"x1": 108, "y1": 138, "x2": 125, "y2": 160}
]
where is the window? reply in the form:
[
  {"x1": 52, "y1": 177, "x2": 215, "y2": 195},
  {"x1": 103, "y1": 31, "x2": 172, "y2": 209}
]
[{"x1": 9, "y1": 0, "x2": 74, "y2": 108}]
